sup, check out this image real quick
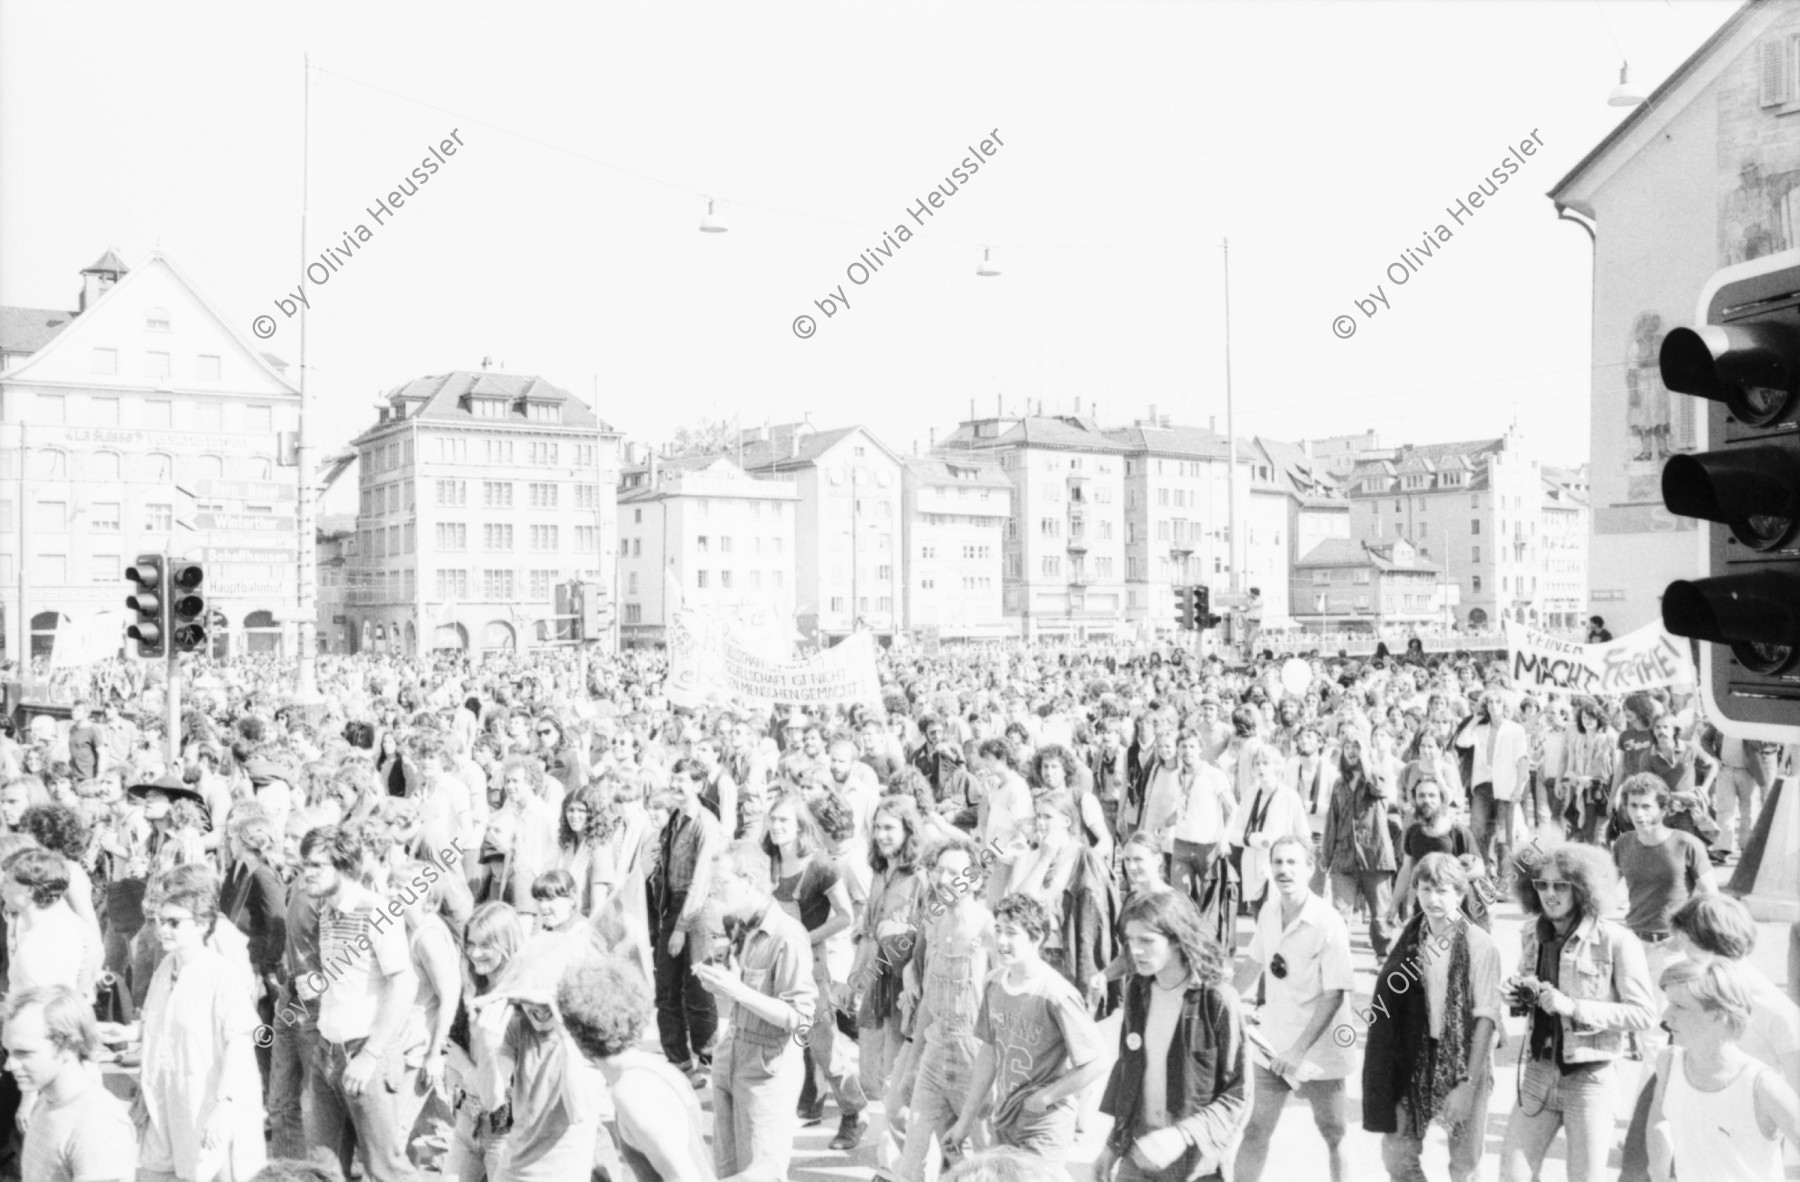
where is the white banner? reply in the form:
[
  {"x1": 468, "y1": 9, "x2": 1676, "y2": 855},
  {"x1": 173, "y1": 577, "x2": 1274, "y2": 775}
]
[
  {"x1": 50, "y1": 610, "x2": 126, "y2": 668},
  {"x1": 1504, "y1": 619, "x2": 1695, "y2": 695},
  {"x1": 668, "y1": 605, "x2": 881, "y2": 709}
]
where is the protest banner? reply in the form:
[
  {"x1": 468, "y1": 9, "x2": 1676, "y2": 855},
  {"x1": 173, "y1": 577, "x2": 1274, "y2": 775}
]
[
  {"x1": 668, "y1": 603, "x2": 882, "y2": 709},
  {"x1": 1504, "y1": 619, "x2": 1694, "y2": 695}
]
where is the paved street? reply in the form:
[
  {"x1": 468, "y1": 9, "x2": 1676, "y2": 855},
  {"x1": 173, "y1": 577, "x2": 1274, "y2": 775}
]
[{"x1": 751, "y1": 878, "x2": 1800, "y2": 1182}]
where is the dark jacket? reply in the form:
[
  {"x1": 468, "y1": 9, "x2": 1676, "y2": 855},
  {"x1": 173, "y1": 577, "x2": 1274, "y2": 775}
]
[
  {"x1": 1100, "y1": 972, "x2": 1248, "y2": 1176},
  {"x1": 1321, "y1": 773, "x2": 1396, "y2": 873},
  {"x1": 220, "y1": 860, "x2": 289, "y2": 980},
  {"x1": 1061, "y1": 846, "x2": 1121, "y2": 1018}
]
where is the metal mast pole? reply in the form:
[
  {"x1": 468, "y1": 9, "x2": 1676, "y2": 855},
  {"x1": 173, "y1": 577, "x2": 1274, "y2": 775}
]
[
  {"x1": 294, "y1": 53, "x2": 321, "y2": 704},
  {"x1": 1223, "y1": 238, "x2": 1239, "y2": 597}
]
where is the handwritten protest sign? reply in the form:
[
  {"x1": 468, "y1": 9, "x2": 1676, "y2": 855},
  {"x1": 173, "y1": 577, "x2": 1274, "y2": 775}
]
[
  {"x1": 1504, "y1": 619, "x2": 1695, "y2": 694},
  {"x1": 668, "y1": 605, "x2": 881, "y2": 708}
]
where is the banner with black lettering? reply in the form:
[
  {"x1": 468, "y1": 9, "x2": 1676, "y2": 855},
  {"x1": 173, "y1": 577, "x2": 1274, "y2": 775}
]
[
  {"x1": 1503, "y1": 619, "x2": 1695, "y2": 695},
  {"x1": 667, "y1": 605, "x2": 881, "y2": 709}
]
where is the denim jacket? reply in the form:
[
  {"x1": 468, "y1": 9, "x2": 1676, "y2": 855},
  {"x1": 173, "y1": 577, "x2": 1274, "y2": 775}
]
[
  {"x1": 1099, "y1": 975, "x2": 1248, "y2": 1177},
  {"x1": 1518, "y1": 913, "x2": 1655, "y2": 1063}
]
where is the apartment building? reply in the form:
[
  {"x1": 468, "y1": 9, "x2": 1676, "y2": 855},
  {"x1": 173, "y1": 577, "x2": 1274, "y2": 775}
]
[{"x1": 899, "y1": 453, "x2": 1012, "y2": 638}]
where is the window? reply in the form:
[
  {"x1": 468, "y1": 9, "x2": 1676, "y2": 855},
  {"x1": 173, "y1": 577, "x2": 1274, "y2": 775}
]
[
  {"x1": 143, "y1": 400, "x2": 172, "y2": 429},
  {"x1": 574, "y1": 445, "x2": 596, "y2": 467},
  {"x1": 530, "y1": 525, "x2": 558, "y2": 550},
  {"x1": 1472, "y1": 575, "x2": 1482, "y2": 593},
  {"x1": 141, "y1": 350, "x2": 174, "y2": 380},
  {"x1": 721, "y1": 570, "x2": 733, "y2": 590},
  {"x1": 245, "y1": 405, "x2": 273, "y2": 434},
  {"x1": 483, "y1": 524, "x2": 513, "y2": 550},
  {"x1": 436, "y1": 437, "x2": 469, "y2": 464},
  {"x1": 437, "y1": 480, "x2": 466, "y2": 506},
  {"x1": 34, "y1": 500, "x2": 65, "y2": 531},
  {"x1": 575, "y1": 484, "x2": 599, "y2": 509},
  {"x1": 89, "y1": 396, "x2": 120, "y2": 426},
  {"x1": 1471, "y1": 545, "x2": 1481, "y2": 563},
  {"x1": 196, "y1": 355, "x2": 221, "y2": 381},
  {"x1": 145, "y1": 503, "x2": 172, "y2": 531},
  {"x1": 91, "y1": 554, "x2": 119, "y2": 583},
  {"x1": 436, "y1": 569, "x2": 469, "y2": 599},
  {"x1": 576, "y1": 526, "x2": 597, "y2": 551},
  {"x1": 696, "y1": 535, "x2": 709, "y2": 554},
  {"x1": 36, "y1": 394, "x2": 66, "y2": 423},
  {"x1": 1471, "y1": 519, "x2": 1480, "y2": 535},
  {"x1": 436, "y1": 523, "x2": 468, "y2": 550},
  {"x1": 877, "y1": 564, "x2": 893, "y2": 580},
  {"x1": 483, "y1": 569, "x2": 515, "y2": 599},
  {"x1": 921, "y1": 546, "x2": 935, "y2": 560},
  {"x1": 633, "y1": 508, "x2": 642, "y2": 524},
  {"x1": 529, "y1": 483, "x2": 558, "y2": 508},
  {"x1": 90, "y1": 349, "x2": 116, "y2": 376},
  {"x1": 526, "y1": 403, "x2": 561, "y2": 423},
  {"x1": 529, "y1": 570, "x2": 552, "y2": 600},
  {"x1": 632, "y1": 539, "x2": 641, "y2": 556},
  {"x1": 472, "y1": 398, "x2": 509, "y2": 419},
  {"x1": 719, "y1": 537, "x2": 732, "y2": 555},
  {"x1": 1041, "y1": 555, "x2": 1061, "y2": 576},
  {"x1": 770, "y1": 537, "x2": 783, "y2": 555},
  {"x1": 697, "y1": 570, "x2": 710, "y2": 589},
  {"x1": 486, "y1": 439, "x2": 514, "y2": 465},
  {"x1": 483, "y1": 481, "x2": 513, "y2": 508},
  {"x1": 530, "y1": 442, "x2": 559, "y2": 465},
  {"x1": 91, "y1": 502, "x2": 120, "y2": 531}
]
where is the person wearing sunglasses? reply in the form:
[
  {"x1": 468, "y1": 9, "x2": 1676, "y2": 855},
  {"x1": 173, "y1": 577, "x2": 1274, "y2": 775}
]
[
  {"x1": 1231, "y1": 834, "x2": 1355, "y2": 1182},
  {"x1": 1497, "y1": 841, "x2": 1656, "y2": 1182}
]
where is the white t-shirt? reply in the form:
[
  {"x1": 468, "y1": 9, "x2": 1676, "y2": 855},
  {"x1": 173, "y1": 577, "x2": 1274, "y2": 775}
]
[{"x1": 9, "y1": 906, "x2": 87, "y2": 994}]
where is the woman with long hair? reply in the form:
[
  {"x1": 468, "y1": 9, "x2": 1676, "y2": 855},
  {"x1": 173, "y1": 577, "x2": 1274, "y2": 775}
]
[
  {"x1": 850, "y1": 795, "x2": 928, "y2": 1160},
  {"x1": 763, "y1": 789, "x2": 861, "y2": 1130},
  {"x1": 445, "y1": 902, "x2": 528, "y2": 1182},
  {"x1": 1560, "y1": 698, "x2": 1618, "y2": 845},
  {"x1": 1096, "y1": 889, "x2": 1245, "y2": 1181},
  {"x1": 133, "y1": 863, "x2": 268, "y2": 1182},
  {"x1": 1320, "y1": 730, "x2": 1397, "y2": 961},
  {"x1": 1031, "y1": 743, "x2": 1113, "y2": 860},
  {"x1": 217, "y1": 808, "x2": 287, "y2": 1090},
  {"x1": 376, "y1": 730, "x2": 408, "y2": 798},
  {"x1": 551, "y1": 782, "x2": 612, "y2": 916},
  {"x1": 533, "y1": 712, "x2": 586, "y2": 802}
]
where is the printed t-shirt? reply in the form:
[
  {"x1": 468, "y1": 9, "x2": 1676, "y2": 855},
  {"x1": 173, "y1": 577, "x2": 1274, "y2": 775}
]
[{"x1": 974, "y1": 960, "x2": 1105, "y2": 1143}]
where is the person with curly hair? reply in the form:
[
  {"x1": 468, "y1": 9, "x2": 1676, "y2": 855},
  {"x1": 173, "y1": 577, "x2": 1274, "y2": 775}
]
[
  {"x1": 1497, "y1": 841, "x2": 1656, "y2": 1182},
  {"x1": 946, "y1": 893, "x2": 1105, "y2": 1164},
  {"x1": 557, "y1": 955, "x2": 713, "y2": 1181},
  {"x1": 551, "y1": 782, "x2": 616, "y2": 918},
  {"x1": 18, "y1": 802, "x2": 103, "y2": 986},
  {"x1": 1031, "y1": 743, "x2": 1113, "y2": 860}
]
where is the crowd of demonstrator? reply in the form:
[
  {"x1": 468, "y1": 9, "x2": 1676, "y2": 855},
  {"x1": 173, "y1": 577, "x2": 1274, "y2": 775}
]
[{"x1": 0, "y1": 638, "x2": 1791, "y2": 1182}]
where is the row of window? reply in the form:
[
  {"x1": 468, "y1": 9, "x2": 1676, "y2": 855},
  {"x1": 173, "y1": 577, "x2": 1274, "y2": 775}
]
[
  {"x1": 38, "y1": 390, "x2": 279, "y2": 431},
  {"x1": 6, "y1": 450, "x2": 275, "y2": 485},
  {"x1": 426, "y1": 480, "x2": 596, "y2": 510},
  {"x1": 626, "y1": 500, "x2": 791, "y2": 524},
  {"x1": 919, "y1": 577, "x2": 995, "y2": 591},
  {"x1": 4, "y1": 499, "x2": 174, "y2": 533},
  {"x1": 421, "y1": 437, "x2": 599, "y2": 469},
  {"x1": 87, "y1": 348, "x2": 226, "y2": 384},
  {"x1": 681, "y1": 569, "x2": 787, "y2": 591},
  {"x1": 423, "y1": 522, "x2": 600, "y2": 553}
]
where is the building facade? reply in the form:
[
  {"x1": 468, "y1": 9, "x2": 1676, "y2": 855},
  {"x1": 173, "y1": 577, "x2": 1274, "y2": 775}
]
[
  {"x1": 314, "y1": 513, "x2": 357, "y2": 655},
  {"x1": 616, "y1": 452, "x2": 798, "y2": 646},
  {"x1": 1551, "y1": 1, "x2": 1800, "y2": 633},
  {"x1": 938, "y1": 414, "x2": 1129, "y2": 639},
  {"x1": 1342, "y1": 427, "x2": 1586, "y2": 630},
  {"x1": 345, "y1": 369, "x2": 621, "y2": 655},
  {"x1": 739, "y1": 424, "x2": 904, "y2": 643},
  {"x1": 899, "y1": 454, "x2": 1013, "y2": 638},
  {"x1": 0, "y1": 250, "x2": 303, "y2": 659},
  {"x1": 1290, "y1": 537, "x2": 1441, "y2": 632}
]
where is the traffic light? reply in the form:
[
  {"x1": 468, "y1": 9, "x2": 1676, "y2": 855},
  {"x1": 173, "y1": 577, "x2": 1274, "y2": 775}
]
[
  {"x1": 580, "y1": 586, "x2": 612, "y2": 639},
  {"x1": 1657, "y1": 254, "x2": 1800, "y2": 738},
  {"x1": 125, "y1": 554, "x2": 165, "y2": 657},
  {"x1": 1174, "y1": 585, "x2": 1195, "y2": 631},
  {"x1": 1195, "y1": 584, "x2": 1217, "y2": 630},
  {"x1": 168, "y1": 561, "x2": 206, "y2": 653}
]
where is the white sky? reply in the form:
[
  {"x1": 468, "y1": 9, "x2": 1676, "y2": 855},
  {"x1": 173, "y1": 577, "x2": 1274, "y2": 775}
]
[{"x1": 0, "y1": 0, "x2": 1742, "y2": 514}]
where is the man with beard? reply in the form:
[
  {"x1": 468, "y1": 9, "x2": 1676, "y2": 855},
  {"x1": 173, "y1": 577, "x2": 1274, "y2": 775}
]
[
  {"x1": 910, "y1": 715, "x2": 975, "y2": 829},
  {"x1": 1391, "y1": 777, "x2": 1482, "y2": 930},
  {"x1": 780, "y1": 721, "x2": 831, "y2": 786}
]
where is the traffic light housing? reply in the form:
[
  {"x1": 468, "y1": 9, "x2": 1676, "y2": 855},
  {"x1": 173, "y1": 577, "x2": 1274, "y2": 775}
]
[
  {"x1": 1174, "y1": 585, "x2": 1195, "y2": 631},
  {"x1": 1195, "y1": 584, "x2": 1217, "y2": 630},
  {"x1": 168, "y1": 561, "x2": 206, "y2": 653},
  {"x1": 125, "y1": 554, "x2": 165, "y2": 657},
  {"x1": 1658, "y1": 253, "x2": 1800, "y2": 739}
]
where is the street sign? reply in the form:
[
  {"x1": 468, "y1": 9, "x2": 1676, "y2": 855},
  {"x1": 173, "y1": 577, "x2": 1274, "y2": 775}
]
[
  {"x1": 194, "y1": 513, "x2": 297, "y2": 532},
  {"x1": 195, "y1": 479, "x2": 298, "y2": 502}
]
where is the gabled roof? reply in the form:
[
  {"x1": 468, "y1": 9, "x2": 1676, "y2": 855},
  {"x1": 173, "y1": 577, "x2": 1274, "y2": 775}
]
[
  {"x1": 939, "y1": 415, "x2": 1129, "y2": 454},
  {"x1": 1252, "y1": 436, "x2": 1347, "y2": 503},
  {"x1": 904, "y1": 453, "x2": 1014, "y2": 490},
  {"x1": 1295, "y1": 537, "x2": 1440, "y2": 574},
  {"x1": 368, "y1": 371, "x2": 613, "y2": 433},
  {"x1": 0, "y1": 306, "x2": 76, "y2": 356},
  {"x1": 738, "y1": 424, "x2": 905, "y2": 473},
  {"x1": 1104, "y1": 424, "x2": 1234, "y2": 459},
  {"x1": 1347, "y1": 437, "x2": 1502, "y2": 494},
  {"x1": 1550, "y1": 1, "x2": 1775, "y2": 216}
]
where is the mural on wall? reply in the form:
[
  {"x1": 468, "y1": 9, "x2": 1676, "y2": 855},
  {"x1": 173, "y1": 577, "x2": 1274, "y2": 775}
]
[
  {"x1": 1618, "y1": 313, "x2": 1698, "y2": 515},
  {"x1": 1722, "y1": 160, "x2": 1799, "y2": 266}
]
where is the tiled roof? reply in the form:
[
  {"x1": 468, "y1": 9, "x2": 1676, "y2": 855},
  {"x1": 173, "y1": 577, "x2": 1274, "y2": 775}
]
[
  {"x1": 83, "y1": 249, "x2": 128, "y2": 275},
  {"x1": 941, "y1": 416, "x2": 1129, "y2": 454},
  {"x1": 1296, "y1": 537, "x2": 1439, "y2": 574},
  {"x1": 905, "y1": 453, "x2": 1014, "y2": 490},
  {"x1": 371, "y1": 371, "x2": 612, "y2": 432},
  {"x1": 738, "y1": 425, "x2": 863, "y2": 472},
  {"x1": 1104, "y1": 424, "x2": 1233, "y2": 459},
  {"x1": 0, "y1": 306, "x2": 75, "y2": 356},
  {"x1": 1254, "y1": 436, "x2": 1346, "y2": 500}
]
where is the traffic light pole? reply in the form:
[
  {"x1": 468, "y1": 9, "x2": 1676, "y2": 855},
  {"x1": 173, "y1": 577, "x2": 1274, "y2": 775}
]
[{"x1": 164, "y1": 618, "x2": 180, "y2": 769}]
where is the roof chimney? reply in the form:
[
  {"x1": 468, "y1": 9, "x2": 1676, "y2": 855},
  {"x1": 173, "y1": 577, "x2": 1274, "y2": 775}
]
[
  {"x1": 1160, "y1": 415, "x2": 1171, "y2": 428},
  {"x1": 1036, "y1": 399, "x2": 1044, "y2": 416},
  {"x1": 1208, "y1": 416, "x2": 1216, "y2": 433},
  {"x1": 1148, "y1": 403, "x2": 1157, "y2": 425},
  {"x1": 647, "y1": 450, "x2": 659, "y2": 485}
]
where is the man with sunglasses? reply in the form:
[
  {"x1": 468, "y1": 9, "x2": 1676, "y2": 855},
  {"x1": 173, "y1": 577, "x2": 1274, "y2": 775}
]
[{"x1": 1232, "y1": 835, "x2": 1356, "y2": 1182}]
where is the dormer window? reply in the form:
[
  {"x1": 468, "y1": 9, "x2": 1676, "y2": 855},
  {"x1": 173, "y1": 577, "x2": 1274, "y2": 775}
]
[
  {"x1": 145, "y1": 308, "x2": 170, "y2": 332},
  {"x1": 470, "y1": 398, "x2": 509, "y2": 419},
  {"x1": 526, "y1": 402, "x2": 562, "y2": 423}
]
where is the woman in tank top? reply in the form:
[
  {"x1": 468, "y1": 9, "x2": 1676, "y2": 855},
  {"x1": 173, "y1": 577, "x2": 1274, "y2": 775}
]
[
  {"x1": 1648, "y1": 958, "x2": 1799, "y2": 1182},
  {"x1": 558, "y1": 955, "x2": 716, "y2": 1182}
]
